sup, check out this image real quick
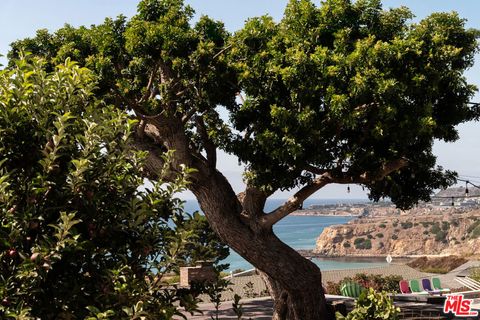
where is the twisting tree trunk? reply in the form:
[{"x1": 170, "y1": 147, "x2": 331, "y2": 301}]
[
  {"x1": 135, "y1": 108, "x2": 341, "y2": 320},
  {"x1": 189, "y1": 168, "x2": 333, "y2": 320}
]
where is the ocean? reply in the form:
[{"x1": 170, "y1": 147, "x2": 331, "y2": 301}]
[{"x1": 183, "y1": 198, "x2": 388, "y2": 271}]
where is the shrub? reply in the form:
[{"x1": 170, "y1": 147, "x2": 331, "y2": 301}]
[
  {"x1": 468, "y1": 220, "x2": 480, "y2": 238},
  {"x1": 391, "y1": 234, "x2": 398, "y2": 240},
  {"x1": 376, "y1": 233, "x2": 384, "y2": 238},
  {"x1": 349, "y1": 274, "x2": 402, "y2": 293},
  {"x1": 354, "y1": 238, "x2": 365, "y2": 245},
  {"x1": 332, "y1": 274, "x2": 403, "y2": 299},
  {"x1": 430, "y1": 223, "x2": 441, "y2": 234},
  {"x1": 336, "y1": 288, "x2": 400, "y2": 320},
  {"x1": 435, "y1": 230, "x2": 448, "y2": 242},
  {"x1": 401, "y1": 221, "x2": 413, "y2": 229},
  {"x1": 367, "y1": 234, "x2": 373, "y2": 239},
  {"x1": 325, "y1": 281, "x2": 341, "y2": 295},
  {"x1": 379, "y1": 223, "x2": 386, "y2": 228},
  {"x1": 343, "y1": 242, "x2": 351, "y2": 248},
  {"x1": 0, "y1": 57, "x2": 227, "y2": 319},
  {"x1": 442, "y1": 221, "x2": 450, "y2": 231},
  {"x1": 354, "y1": 238, "x2": 372, "y2": 250},
  {"x1": 364, "y1": 239, "x2": 372, "y2": 249}
]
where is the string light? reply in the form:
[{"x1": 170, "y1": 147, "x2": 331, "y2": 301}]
[
  {"x1": 430, "y1": 177, "x2": 480, "y2": 202},
  {"x1": 457, "y1": 178, "x2": 480, "y2": 189}
]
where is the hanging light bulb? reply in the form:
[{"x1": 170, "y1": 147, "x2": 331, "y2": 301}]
[
  {"x1": 451, "y1": 197, "x2": 454, "y2": 207},
  {"x1": 362, "y1": 186, "x2": 365, "y2": 191},
  {"x1": 466, "y1": 181, "x2": 469, "y2": 197},
  {"x1": 347, "y1": 185, "x2": 351, "y2": 193}
]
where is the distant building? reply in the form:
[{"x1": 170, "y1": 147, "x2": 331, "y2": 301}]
[{"x1": 433, "y1": 186, "x2": 480, "y2": 207}]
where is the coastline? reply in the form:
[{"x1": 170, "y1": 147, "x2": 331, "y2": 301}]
[
  {"x1": 297, "y1": 249, "x2": 463, "y2": 260},
  {"x1": 290, "y1": 211, "x2": 359, "y2": 217}
]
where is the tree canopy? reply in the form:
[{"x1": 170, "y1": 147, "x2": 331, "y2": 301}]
[
  {"x1": 0, "y1": 56, "x2": 227, "y2": 319},
  {"x1": 9, "y1": 0, "x2": 479, "y2": 212},
  {"x1": 228, "y1": 0, "x2": 479, "y2": 206}
]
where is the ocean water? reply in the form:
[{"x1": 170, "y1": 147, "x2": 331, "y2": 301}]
[{"x1": 183, "y1": 198, "x2": 388, "y2": 271}]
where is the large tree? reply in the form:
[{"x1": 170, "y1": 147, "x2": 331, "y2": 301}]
[
  {"x1": 0, "y1": 57, "x2": 228, "y2": 319},
  {"x1": 9, "y1": 0, "x2": 479, "y2": 319}
]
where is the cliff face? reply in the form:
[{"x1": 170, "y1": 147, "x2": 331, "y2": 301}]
[{"x1": 314, "y1": 210, "x2": 480, "y2": 256}]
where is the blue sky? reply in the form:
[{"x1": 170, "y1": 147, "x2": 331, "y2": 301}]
[{"x1": 1, "y1": 0, "x2": 479, "y2": 199}]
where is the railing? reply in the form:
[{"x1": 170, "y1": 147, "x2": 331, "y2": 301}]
[
  {"x1": 455, "y1": 277, "x2": 480, "y2": 291},
  {"x1": 223, "y1": 268, "x2": 257, "y2": 279}
]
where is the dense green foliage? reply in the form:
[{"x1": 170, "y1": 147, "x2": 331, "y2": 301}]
[
  {"x1": 336, "y1": 288, "x2": 400, "y2": 320},
  {"x1": 8, "y1": 0, "x2": 480, "y2": 211},
  {"x1": 0, "y1": 57, "x2": 227, "y2": 319},
  {"x1": 229, "y1": 0, "x2": 479, "y2": 204}
]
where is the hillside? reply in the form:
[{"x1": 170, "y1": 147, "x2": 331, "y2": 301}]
[{"x1": 314, "y1": 210, "x2": 480, "y2": 257}]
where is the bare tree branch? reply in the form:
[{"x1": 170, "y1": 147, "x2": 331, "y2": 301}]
[
  {"x1": 182, "y1": 108, "x2": 197, "y2": 124},
  {"x1": 261, "y1": 158, "x2": 409, "y2": 228},
  {"x1": 139, "y1": 65, "x2": 159, "y2": 104}
]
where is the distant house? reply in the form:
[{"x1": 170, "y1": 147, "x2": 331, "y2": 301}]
[{"x1": 433, "y1": 187, "x2": 480, "y2": 207}]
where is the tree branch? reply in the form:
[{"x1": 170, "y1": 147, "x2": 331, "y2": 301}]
[
  {"x1": 182, "y1": 108, "x2": 197, "y2": 124},
  {"x1": 262, "y1": 158, "x2": 409, "y2": 228},
  {"x1": 139, "y1": 65, "x2": 159, "y2": 104},
  {"x1": 195, "y1": 115, "x2": 217, "y2": 167},
  {"x1": 237, "y1": 92, "x2": 246, "y2": 105},
  {"x1": 331, "y1": 158, "x2": 409, "y2": 184},
  {"x1": 261, "y1": 173, "x2": 332, "y2": 228},
  {"x1": 237, "y1": 186, "x2": 269, "y2": 218},
  {"x1": 213, "y1": 43, "x2": 233, "y2": 60}
]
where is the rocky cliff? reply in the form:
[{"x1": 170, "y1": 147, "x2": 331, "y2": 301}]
[{"x1": 315, "y1": 210, "x2": 480, "y2": 257}]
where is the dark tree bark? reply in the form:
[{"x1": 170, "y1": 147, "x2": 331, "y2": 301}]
[
  {"x1": 135, "y1": 122, "x2": 333, "y2": 318},
  {"x1": 189, "y1": 168, "x2": 333, "y2": 320},
  {"x1": 134, "y1": 91, "x2": 405, "y2": 320}
]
